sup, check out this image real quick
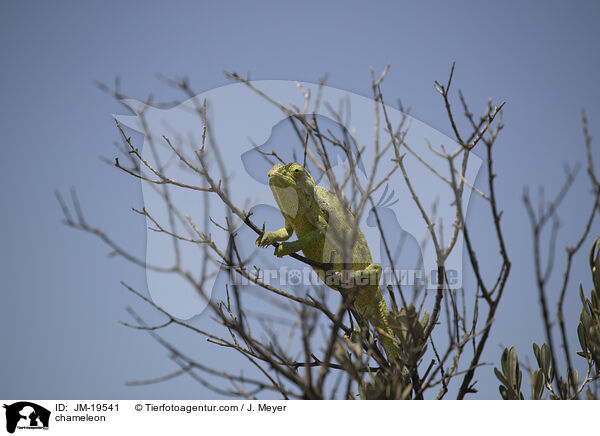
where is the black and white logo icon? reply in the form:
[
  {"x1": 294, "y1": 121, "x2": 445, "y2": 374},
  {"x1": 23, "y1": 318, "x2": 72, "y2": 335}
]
[{"x1": 3, "y1": 402, "x2": 50, "y2": 434}]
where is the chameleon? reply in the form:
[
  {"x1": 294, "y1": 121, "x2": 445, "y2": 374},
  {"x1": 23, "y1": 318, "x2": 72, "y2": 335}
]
[{"x1": 256, "y1": 162, "x2": 398, "y2": 360}]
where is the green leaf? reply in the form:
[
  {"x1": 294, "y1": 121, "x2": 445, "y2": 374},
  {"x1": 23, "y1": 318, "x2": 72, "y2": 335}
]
[
  {"x1": 501, "y1": 348, "x2": 510, "y2": 382},
  {"x1": 494, "y1": 367, "x2": 508, "y2": 387},
  {"x1": 496, "y1": 347, "x2": 522, "y2": 400},
  {"x1": 531, "y1": 370, "x2": 544, "y2": 400},
  {"x1": 533, "y1": 342, "x2": 541, "y2": 363},
  {"x1": 577, "y1": 322, "x2": 588, "y2": 355},
  {"x1": 507, "y1": 347, "x2": 518, "y2": 382},
  {"x1": 499, "y1": 385, "x2": 508, "y2": 400},
  {"x1": 540, "y1": 343, "x2": 551, "y2": 380},
  {"x1": 589, "y1": 237, "x2": 597, "y2": 271},
  {"x1": 593, "y1": 237, "x2": 600, "y2": 291}
]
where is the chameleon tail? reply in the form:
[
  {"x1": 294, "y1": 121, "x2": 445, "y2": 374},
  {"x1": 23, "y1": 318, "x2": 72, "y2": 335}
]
[{"x1": 356, "y1": 289, "x2": 399, "y2": 361}]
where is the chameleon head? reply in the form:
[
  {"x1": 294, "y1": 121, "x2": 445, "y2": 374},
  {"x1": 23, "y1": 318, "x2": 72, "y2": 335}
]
[{"x1": 268, "y1": 163, "x2": 316, "y2": 218}]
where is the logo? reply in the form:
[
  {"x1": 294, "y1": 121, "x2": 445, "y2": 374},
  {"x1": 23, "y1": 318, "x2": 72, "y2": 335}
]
[
  {"x1": 3, "y1": 402, "x2": 50, "y2": 434},
  {"x1": 115, "y1": 81, "x2": 482, "y2": 318}
]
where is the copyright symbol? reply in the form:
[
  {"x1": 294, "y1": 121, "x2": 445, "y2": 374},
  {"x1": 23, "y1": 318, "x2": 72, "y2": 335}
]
[{"x1": 135, "y1": 404, "x2": 143, "y2": 411}]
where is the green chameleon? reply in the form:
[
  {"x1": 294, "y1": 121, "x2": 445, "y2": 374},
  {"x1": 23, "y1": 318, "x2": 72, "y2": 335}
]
[{"x1": 256, "y1": 162, "x2": 397, "y2": 360}]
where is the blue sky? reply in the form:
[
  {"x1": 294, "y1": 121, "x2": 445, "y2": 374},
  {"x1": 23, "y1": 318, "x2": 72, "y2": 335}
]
[{"x1": 1, "y1": 1, "x2": 599, "y2": 399}]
